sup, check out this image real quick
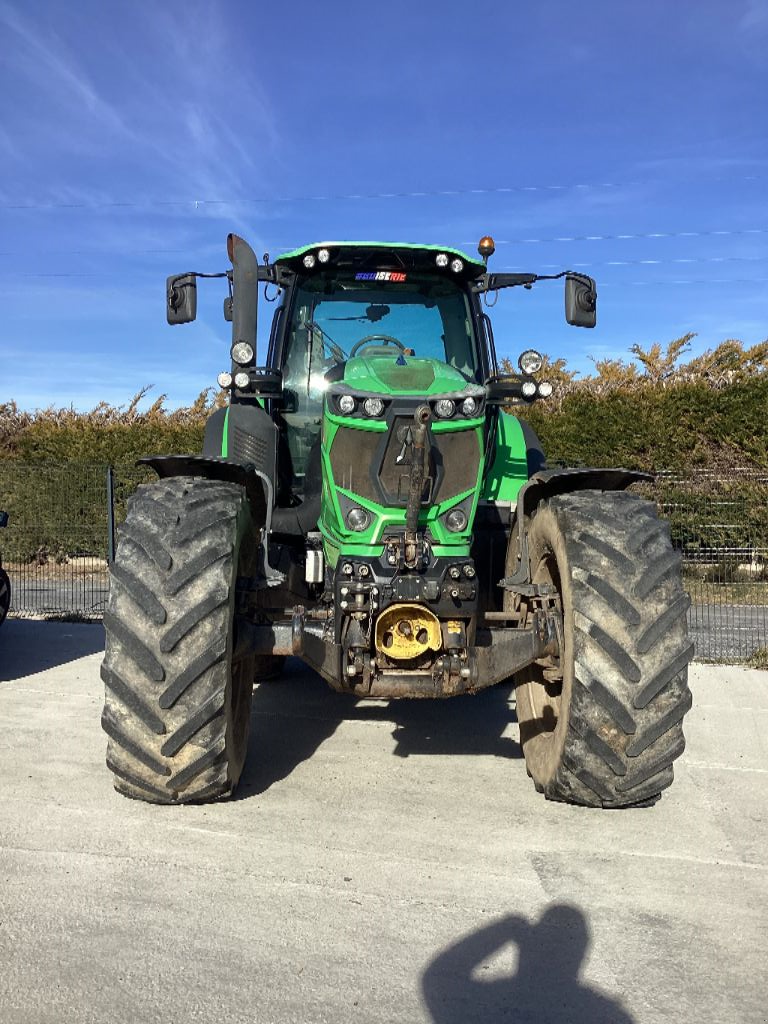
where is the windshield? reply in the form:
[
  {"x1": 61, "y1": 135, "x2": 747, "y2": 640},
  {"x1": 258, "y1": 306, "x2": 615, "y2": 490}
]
[{"x1": 278, "y1": 273, "x2": 479, "y2": 493}]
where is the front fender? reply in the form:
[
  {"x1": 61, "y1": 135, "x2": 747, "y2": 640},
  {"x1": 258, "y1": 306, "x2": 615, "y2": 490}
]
[
  {"x1": 504, "y1": 467, "x2": 652, "y2": 586},
  {"x1": 138, "y1": 455, "x2": 270, "y2": 525}
]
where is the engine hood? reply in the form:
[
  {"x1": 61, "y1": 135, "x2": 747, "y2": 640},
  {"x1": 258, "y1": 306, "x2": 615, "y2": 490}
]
[{"x1": 340, "y1": 354, "x2": 479, "y2": 396}]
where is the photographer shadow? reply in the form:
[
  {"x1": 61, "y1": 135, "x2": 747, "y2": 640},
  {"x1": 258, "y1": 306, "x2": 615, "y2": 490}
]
[{"x1": 422, "y1": 904, "x2": 635, "y2": 1024}]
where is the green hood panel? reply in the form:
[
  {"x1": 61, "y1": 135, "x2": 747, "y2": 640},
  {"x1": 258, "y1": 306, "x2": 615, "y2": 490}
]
[{"x1": 343, "y1": 355, "x2": 475, "y2": 396}]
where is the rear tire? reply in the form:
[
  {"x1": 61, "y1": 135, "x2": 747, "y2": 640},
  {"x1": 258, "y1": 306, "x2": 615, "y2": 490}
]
[
  {"x1": 0, "y1": 567, "x2": 10, "y2": 627},
  {"x1": 101, "y1": 477, "x2": 259, "y2": 803},
  {"x1": 508, "y1": 490, "x2": 693, "y2": 807}
]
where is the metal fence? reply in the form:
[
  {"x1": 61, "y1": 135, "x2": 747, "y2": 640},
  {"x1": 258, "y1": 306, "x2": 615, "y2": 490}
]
[{"x1": 1, "y1": 461, "x2": 766, "y2": 663}]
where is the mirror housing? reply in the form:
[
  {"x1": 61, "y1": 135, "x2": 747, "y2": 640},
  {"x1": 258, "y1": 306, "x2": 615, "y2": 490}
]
[
  {"x1": 565, "y1": 274, "x2": 597, "y2": 328},
  {"x1": 166, "y1": 273, "x2": 197, "y2": 324}
]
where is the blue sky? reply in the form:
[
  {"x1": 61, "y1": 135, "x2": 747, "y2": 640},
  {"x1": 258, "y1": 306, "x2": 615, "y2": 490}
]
[{"x1": 1, "y1": 0, "x2": 766, "y2": 410}]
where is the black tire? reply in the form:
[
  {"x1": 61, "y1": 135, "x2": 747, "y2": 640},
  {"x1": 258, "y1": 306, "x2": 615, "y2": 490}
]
[
  {"x1": 101, "y1": 477, "x2": 259, "y2": 803},
  {"x1": 0, "y1": 566, "x2": 10, "y2": 627},
  {"x1": 508, "y1": 490, "x2": 693, "y2": 808}
]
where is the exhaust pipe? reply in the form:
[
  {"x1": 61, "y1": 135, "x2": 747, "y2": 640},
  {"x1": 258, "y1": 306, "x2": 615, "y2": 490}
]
[{"x1": 227, "y1": 233, "x2": 259, "y2": 362}]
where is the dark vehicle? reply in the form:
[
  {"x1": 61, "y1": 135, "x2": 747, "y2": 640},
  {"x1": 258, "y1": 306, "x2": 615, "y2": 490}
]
[{"x1": 0, "y1": 510, "x2": 10, "y2": 627}]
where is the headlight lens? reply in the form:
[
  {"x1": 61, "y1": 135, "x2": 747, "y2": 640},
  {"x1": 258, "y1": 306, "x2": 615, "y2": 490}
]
[
  {"x1": 518, "y1": 349, "x2": 543, "y2": 375},
  {"x1": 521, "y1": 380, "x2": 537, "y2": 398},
  {"x1": 231, "y1": 342, "x2": 254, "y2": 365},
  {"x1": 346, "y1": 507, "x2": 370, "y2": 532},
  {"x1": 217, "y1": 371, "x2": 232, "y2": 389},
  {"x1": 434, "y1": 398, "x2": 455, "y2": 418},
  {"x1": 446, "y1": 509, "x2": 468, "y2": 532},
  {"x1": 338, "y1": 394, "x2": 356, "y2": 414},
  {"x1": 461, "y1": 396, "x2": 478, "y2": 416},
  {"x1": 363, "y1": 397, "x2": 385, "y2": 417},
  {"x1": 538, "y1": 381, "x2": 554, "y2": 398},
  {"x1": 234, "y1": 371, "x2": 250, "y2": 389}
]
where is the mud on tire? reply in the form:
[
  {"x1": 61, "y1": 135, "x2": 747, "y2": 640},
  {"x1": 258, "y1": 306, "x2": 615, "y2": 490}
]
[
  {"x1": 510, "y1": 490, "x2": 694, "y2": 808},
  {"x1": 101, "y1": 476, "x2": 259, "y2": 803}
]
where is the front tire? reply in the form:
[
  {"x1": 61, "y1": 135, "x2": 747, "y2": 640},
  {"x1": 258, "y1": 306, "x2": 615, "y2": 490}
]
[
  {"x1": 509, "y1": 490, "x2": 693, "y2": 807},
  {"x1": 101, "y1": 477, "x2": 259, "y2": 803}
]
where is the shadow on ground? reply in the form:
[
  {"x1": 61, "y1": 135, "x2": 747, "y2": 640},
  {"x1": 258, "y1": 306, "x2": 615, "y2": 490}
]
[
  {"x1": 422, "y1": 904, "x2": 635, "y2": 1024},
  {"x1": 237, "y1": 659, "x2": 522, "y2": 797},
  {"x1": 0, "y1": 618, "x2": 104, "y2": 682}
]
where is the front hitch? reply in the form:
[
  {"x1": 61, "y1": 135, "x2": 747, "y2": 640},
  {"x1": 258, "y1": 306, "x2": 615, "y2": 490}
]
[{"x1": 403, "y1": 404, "x2": 432, "y2": 568}]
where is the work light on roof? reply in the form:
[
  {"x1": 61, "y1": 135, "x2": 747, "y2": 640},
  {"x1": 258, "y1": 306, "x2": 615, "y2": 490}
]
[
  {"x1": 521, "y1": 380, "x2": 537, "y2": 398},
  {"x1": 538, "y1": 381, "x2": 554, "y2": 398},
  {"x1": 303, "y1": 253, "x2": 316, "y2": 269},
  {"x1": 317, "y1": 248, "x2": 330, "y2": 263},
  {"x1": 234, "y1": 371, "x2": 250, "y2": 389},
  {"x1": 435, "y1": 253, "x2": 449, "y2": 268},
  {"x1": 450, "y1": 258, "x2": 464, "y2": 273},
  {"x1": 217, "y1": 371, "x2": 232, "y2": 389}
]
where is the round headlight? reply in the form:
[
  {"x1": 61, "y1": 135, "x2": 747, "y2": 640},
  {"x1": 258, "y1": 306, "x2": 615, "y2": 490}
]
[
  {"x1": 435, "y1": 253, "x2": 449, "y2": 268},
  {"x1": 434, "y1": 398, "x2": 455, "y2": 418},
  {"x1": 521, "y1": 380, "x2": 537, "y2": 398},
  {"x1": 461, "y1": 396, "x2": 478, "y2": 416},
  {"x1": 217, "y1": 371, "x2": 232, "y2": 389},
  {"x1": 231, "y1": 341, "x2": 254, "y2": 365},
  {"x1": 317, "y1": 248, "x2": 330, "y2": 263},
  {"x1": 538, "y1": 381, "x2": 554, "y2": 398},
  {"x1": 234, "y1": 371, "x2": 250, "y2": 389},
  {"x1": 302, "y1": 253, "x2": 316, "y2": 269},
  {"x1": 518, "y1": 349, "x2": 543, "y2": 375},
  {"x1": 338, "y1": 394, "x2": 356, "y2": 415},
  {"x1": 446, "y1": 509, "x2": 468, "y2": 532},
  {"x1": 363, "y1": 397, "x2": 385, "y2": 417},
  {"x1": 346, "y1": 507, "x2": 370, "y2": 532},
  {"x1": 450, "y1": 258, "x2": 464, "y2": 273}
]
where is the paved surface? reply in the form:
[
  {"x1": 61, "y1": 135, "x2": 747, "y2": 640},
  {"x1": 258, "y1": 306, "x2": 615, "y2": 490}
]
[{"x1": 0, "y1": 620, "x2": 766, "y2": 1024}]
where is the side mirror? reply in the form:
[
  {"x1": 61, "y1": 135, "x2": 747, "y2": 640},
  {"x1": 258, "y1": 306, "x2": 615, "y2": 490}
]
[
  {"x1": 565, "y1": 274, "x2": 597, "y2": 328},
  {"x1": 223, "y1": 296, "x2": 233, "y2": 322},
  {"x1": 0, "y1": 511, "x2": 8, "y2": 529},
  {"x1": 166, "y1": 273, "x2": 197, "y2": 324}
]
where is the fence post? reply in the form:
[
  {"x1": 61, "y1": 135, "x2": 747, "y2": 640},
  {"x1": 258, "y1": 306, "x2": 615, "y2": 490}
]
[{"x1": 106, "y1": 465, "x2": 116, "y2": 565}]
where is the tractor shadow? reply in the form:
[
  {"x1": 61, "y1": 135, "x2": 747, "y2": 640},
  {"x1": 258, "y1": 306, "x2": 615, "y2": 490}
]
[
  {"x1": 237, "y1": 659, "x2": 522, "y2": 797},
  {"x1": 422, "y1": 903, "x2": 636, "y2": 1024},
  {"x1": 0, "y1": 618, "x2": 104, "y2": 682}
]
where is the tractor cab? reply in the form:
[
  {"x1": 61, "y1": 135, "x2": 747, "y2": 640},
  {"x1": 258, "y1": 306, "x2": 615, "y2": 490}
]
[{"x1": 269, "y1": 243, "x2": 491, "y2": 503}]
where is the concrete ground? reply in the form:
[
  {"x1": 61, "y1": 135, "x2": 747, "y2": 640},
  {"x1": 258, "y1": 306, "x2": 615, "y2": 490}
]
[{"x1": 0, "y1": 620, "x2": 766, "y2": 1024}]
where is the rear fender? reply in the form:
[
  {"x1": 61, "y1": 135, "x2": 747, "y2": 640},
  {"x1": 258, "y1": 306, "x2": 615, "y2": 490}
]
[{"x1": 502, "y1": 468, "x2": 652, "y2": 586}]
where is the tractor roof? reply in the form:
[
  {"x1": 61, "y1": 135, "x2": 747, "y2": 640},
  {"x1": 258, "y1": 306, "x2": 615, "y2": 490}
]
[{"x1": 275, "y1": 241, "x2": 487, "y2": 281}]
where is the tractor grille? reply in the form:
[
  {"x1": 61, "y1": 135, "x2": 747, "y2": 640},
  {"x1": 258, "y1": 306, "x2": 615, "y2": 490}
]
[{"x1": 329, "y1": 422, "x2": 481, "y2": 506}]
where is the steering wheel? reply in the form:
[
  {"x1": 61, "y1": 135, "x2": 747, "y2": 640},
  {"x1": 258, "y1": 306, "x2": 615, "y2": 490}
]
[{"x1": 349, "y1": 334, "x2": 407, "y2": 357}]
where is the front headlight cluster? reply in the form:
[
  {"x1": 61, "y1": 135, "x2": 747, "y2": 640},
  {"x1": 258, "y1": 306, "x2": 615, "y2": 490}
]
[
  {"x1": 432, "y1": 395, "x2": 483, "y2": 419},
  {"x1": 335, "y1": 394, "x2": 388, "y2": 418}
]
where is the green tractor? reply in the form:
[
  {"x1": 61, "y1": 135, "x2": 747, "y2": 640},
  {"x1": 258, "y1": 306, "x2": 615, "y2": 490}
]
[{"x1": 101, "y1": 234, "x2": 693, "y2": 807}]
